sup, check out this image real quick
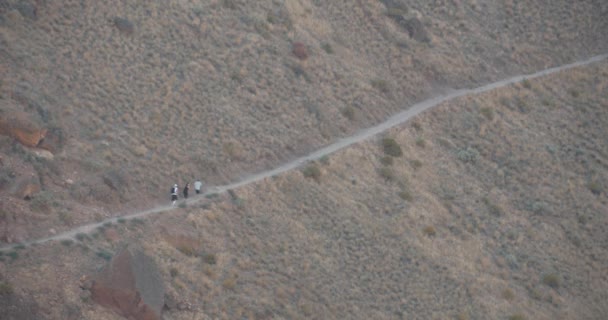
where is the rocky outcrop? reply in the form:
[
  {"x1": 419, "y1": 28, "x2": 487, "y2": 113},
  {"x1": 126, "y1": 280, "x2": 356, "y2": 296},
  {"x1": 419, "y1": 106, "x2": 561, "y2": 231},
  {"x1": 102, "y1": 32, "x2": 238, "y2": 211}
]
[
  {"x1": 89, "y1": 247, "x2": 165, "y2": 320},
  {"x1": 0, "y1": 111, "x2": 47, "y2": 148}
]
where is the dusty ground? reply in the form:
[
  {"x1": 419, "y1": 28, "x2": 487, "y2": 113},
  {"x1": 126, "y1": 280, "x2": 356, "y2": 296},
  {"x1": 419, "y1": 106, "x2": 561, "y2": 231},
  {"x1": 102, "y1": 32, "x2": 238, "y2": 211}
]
[{"x1": 0, "y1": 0, "x2": 607, "y2": 319}]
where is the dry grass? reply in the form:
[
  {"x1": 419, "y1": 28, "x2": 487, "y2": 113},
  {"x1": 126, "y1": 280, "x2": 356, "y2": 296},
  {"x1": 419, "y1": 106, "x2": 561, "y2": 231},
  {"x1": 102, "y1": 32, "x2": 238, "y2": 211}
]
[{"x1": 0, "y1": 1, "x2": 607, "y2": 319}]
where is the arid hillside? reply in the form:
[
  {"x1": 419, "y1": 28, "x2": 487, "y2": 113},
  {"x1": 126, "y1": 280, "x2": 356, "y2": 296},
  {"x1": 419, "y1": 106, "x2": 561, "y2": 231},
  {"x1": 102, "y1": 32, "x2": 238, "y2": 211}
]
[
  {"x1": 0, "y1": 0, "x2": 607, "y2": 319},
  {"x1": 1, "y1": 53, "x2": 606, "y2": 320},
  {"x1": 1, "y1": 0, "x2": 607, "y2": 241}
]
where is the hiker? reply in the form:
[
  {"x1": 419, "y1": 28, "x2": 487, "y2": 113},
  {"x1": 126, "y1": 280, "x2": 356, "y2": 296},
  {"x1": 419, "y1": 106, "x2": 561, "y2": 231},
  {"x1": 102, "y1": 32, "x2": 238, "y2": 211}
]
[
  {"x1": 171, "y1": 184, "x2": 179, "y2": 206},
  {"x1": 183, "y1": 183, "x2": 189, "y2": 199},
  {"x1": 194, "y1": 179, "x2": 203, "y2": 194}
]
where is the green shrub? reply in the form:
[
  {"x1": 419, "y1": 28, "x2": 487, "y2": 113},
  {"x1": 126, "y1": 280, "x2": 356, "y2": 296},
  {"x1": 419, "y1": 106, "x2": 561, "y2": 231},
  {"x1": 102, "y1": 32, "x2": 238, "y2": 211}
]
[
  {"x1": 456, "y1": 147, "x2": 479, "y2": 163},
  {"x1": 380, "y1": 156, "x2": 394, "y2": 166},
  {"x1": 480, "y1": 107, "x2": 494, "y2": 120},
  {"x1": 542, "y1": 273, "x2": 560, "y2": 289},
  {"x1": 398, "y1": 190, "x2": 412, "y2": 201},
  {"x1": 202, "y1": 253, "x2": 217, "y2": 265},
  {"x1": 382, "y1": 138, "x2": 403, "y2": 157},
  {"x1": 0, "y1": 282, "x2": 13, "y2": 295},
  {"x1": 588, "y1": 181, "x2": 602, "y2": 195},
  {"x1": 415, "y1": 137, "x2": 426, "y2": 148},
  {"x1": 7, "y1": 251, "x2": 18, "y2": 260},
  {"x1": 569, "y1": 89, "x2": 579, "y2": 98},
  {"x1": 321, "y1": 42, "x2": 334, "y2": 54},
  {"x1": 177, "y1": 245, "x2": 196, "y2": 257},
  {"x1": 378, "y1": 167, "x2": 396, "y2": 182},
  {"x1": 371, "y1": 79, "x2": 390, "y2": 93},
  {"x1": 410, "y1": 159, "x2": 423, "y2": 169},
  {"x1": 96, "y1": 250, "x2": 112, "y2": 261},
  {"x1": 302, "y1": 165, "x2": 321, "y2": 182},
  {"x1": 341, "y1": 106, "x2": 355, "y2": 120}
]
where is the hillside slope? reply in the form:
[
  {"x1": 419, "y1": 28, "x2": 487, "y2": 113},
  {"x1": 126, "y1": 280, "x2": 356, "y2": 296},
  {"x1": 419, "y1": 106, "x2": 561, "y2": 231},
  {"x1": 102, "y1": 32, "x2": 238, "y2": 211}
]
[
  {"x1": 1, "y1": 50, "x2": 606, "y2": 320},
  {"x1": 1, "y1": 0, "x2": 607, "y2": 241}
]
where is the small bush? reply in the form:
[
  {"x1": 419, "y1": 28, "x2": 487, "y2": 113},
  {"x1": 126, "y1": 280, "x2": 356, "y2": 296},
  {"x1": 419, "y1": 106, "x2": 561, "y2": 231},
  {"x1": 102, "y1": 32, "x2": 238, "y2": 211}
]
[
  {"x1": 378, "y1": 167, "x2": 396, "y2": 182},
  {"x1": 113, "y1": 17, "x2": 134, "y2": 35},
  {"x1": 61, "y1": 239, "x2": 73, "y2": 246},
  {"x1": 382, "y1": 138, "x2": 403, "y2": 157},
  {"x1": 415, "y1": 137, "x2": 426, "y2": 148},
  {"x1": 0, "y1": 282, "x2": 13, "y2": 295},
  {"x1": 588, "y1": 181, "x2": 602, "y2": 195},
  {"x1": 509, "y1": 314, "x2": 526, "y2": 320},
  {"x1": 480, "y1": 107, "x2": 494, "y2": 120},
  {"x1": 521, "y1": 79, "x2": 532, "y2": 89},
  {"x1": 177, "y1": 245, "x2": 197, "y2": 257},
  {"x1": 398, "y1": 190, "x2": 412, "y2": 201},
  {"x1": 202, "y1": 253, "x2": 217, "y2": 265},
  {"x1": 302, "y1": 165, "x2": 321, "y2": 182},
  {"x1": 7, "y1": 251, "x2": 18, "y2": 260},
  {"x1": 222, "y1": 277, "x2": 237, "y2": 290},
  {"x1": 456, "y1": 147, "x2": 479, "y2": 163},
  {"x1": 542, "y1": 273, "x2": 560, "y2": 289},
  {"x1": 411, "y1": 121, "x2": 422, "y2": 131},
  {"x1": 170, "y1": 267, "x2": 178, "y2": 278},
  {"x1": 178, "y1": 202, "x2": 187, "y2": 208},
  {"x1": 502, "y1": 288, "x2": 515, "y2": 300},
  {"x1": 75, "y1": 233, "x2": 88, "y2": 241},
  {"x1": 342, "y1": 106, "x2": 355, "y2": 120},
  {"x1": 292, "y1": 42, "x2": 309, "y2": 60},
  {"x1": 569, "y1": 89, "x2": 579, "y2": 98},
  {"x1": 371, "y1": 79, "x2": 390, "y2": 94},
  {"x1": 423, "y1": 226, "x2": 436, "y2": 237},
  {"x1": 96, "y1": 250, "x2": 112, "y2": 261},
  {"x1": 380, "y1": 156, "x2": 394, "y2": 166},
  {"x1": 321, "y1": 42, "x2": 334, "y2": 54},
  {"x1": 410, "y1": 159, "x2": 423, "y2": 169}
]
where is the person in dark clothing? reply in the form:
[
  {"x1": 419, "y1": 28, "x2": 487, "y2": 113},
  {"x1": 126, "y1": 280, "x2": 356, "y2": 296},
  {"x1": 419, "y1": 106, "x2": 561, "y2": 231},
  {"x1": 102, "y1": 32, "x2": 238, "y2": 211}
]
[
  {"x1": 183, "y1": 183, "x2": 189, "y2": 199},
  {"x1": 171, "y1": 184, "x2": 178, "y2": 206}
]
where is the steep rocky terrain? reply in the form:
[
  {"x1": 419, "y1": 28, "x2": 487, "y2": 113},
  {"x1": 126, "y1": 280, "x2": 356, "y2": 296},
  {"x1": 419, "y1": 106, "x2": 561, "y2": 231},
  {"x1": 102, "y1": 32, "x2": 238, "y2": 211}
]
[{"x1": 0, "y1": 0, "x2": 607, "y2": 319}]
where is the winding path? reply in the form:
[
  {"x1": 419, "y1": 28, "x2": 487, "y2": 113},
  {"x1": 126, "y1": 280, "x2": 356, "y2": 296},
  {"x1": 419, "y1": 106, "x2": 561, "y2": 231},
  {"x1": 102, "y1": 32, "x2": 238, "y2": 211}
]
[{"x1": 2, "y1": 53, "x2": 607, "y2": 252}]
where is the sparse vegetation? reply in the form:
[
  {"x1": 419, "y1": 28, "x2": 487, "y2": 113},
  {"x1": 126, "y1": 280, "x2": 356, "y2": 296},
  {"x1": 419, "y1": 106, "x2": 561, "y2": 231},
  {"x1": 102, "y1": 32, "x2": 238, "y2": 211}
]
[
  {"x1": 371, "y1": 79, "x2": 390, "y2": 94},
  {"x1": 410, "y1": 159, "x2": 423, "y2": 169},
  {"x1": 415, "y1": 137, "x2": 426, "y2": 148},
  {"x1": 302, "y1": 164, "x2": 321, "y2": 182},
  {"x1": 342, "y1": 106, "x2": 355, "y2": 120},
  {"x1": 522, "y1": 79, "x2": 532, "y2": 89},
  {"x1": 170, "y1": 267, "x2": 179, "y2": 278},
  {"x1": 456, "y1": 147, "x2": 480, "y2": 163},
  {"x1": 587, "y1": 181, "x2": 603, "y2": 195},
  {"x1": 508, "y1": 314, "x2": 526, "y2": 320},
  {"x1": 96, "y1": 250, "x2": 112, "y2": 261},
  {"x1": 378, "y1": 167, "x2": 396, "y2": 182},
  {"x1": 382, "y1": 138, "x2": 403, "y2": 157},
  {"x1": 0, "y1": 282, "x2": 14, "y2": 295},
  {"x1": 502, "y1": 288, "x2": 515, "y2": 300},
  {"x1": 542, "y1": 273, "x2": 560, "y2": 289},
  {"x1": 202, "y1": 253, "x2": 217, "y2": 265},
  {"x1": 61, "y1": 239, "x2": 73, "y2": 246},
  {"x1": 321, "y1": 43, "x2": 334, "y2": 54},
  {"x1": 380, "y1": 156, "x2": 394, "y2": 166},
  {"x1": 480, "y1": 107, "x2": 494, "y2": 120}
]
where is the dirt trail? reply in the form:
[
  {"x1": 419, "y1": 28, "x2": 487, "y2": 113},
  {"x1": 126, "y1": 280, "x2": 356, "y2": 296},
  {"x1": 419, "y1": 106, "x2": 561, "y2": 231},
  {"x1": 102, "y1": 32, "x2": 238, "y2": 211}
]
[{"x1": 1, "y1": 53, "x2": 606, "y2": 252}]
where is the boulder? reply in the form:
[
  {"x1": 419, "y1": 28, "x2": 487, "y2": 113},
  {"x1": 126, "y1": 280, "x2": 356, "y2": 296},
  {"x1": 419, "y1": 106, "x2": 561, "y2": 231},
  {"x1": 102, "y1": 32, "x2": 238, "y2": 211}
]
[
  {"x1": 90, "y1": 247, "x2": 165, "y2": 320},
  {"x1": 0, "y1": 111, "x2": 47, "y2": 148}
]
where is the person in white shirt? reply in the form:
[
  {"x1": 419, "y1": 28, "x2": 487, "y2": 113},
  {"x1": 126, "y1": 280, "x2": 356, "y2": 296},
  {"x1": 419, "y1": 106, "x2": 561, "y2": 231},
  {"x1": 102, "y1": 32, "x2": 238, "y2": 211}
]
[{"x1": 194, "y1": 180, "x2": 203, "y2": 195}]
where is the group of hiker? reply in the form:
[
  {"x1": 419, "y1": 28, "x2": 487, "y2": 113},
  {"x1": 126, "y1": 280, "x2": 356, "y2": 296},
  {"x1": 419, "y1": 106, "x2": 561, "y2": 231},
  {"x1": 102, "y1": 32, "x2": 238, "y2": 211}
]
[{"x1": 171, "y1": 179, "x2": 203, "y2": 206}]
